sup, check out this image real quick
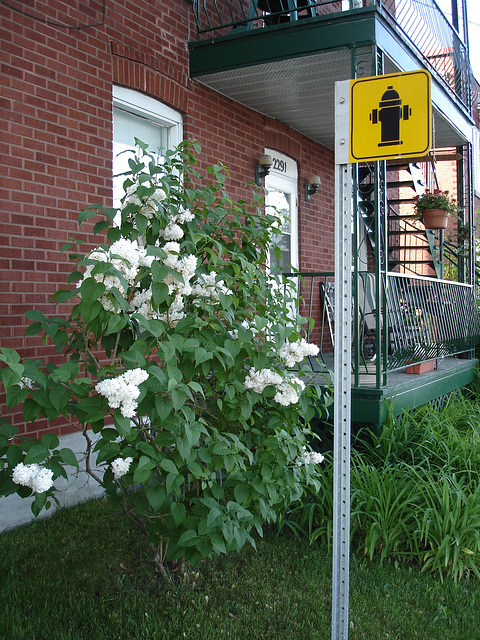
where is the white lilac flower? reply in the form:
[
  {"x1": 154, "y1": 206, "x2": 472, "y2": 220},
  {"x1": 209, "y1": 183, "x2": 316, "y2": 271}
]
[
  {"x1": 159, "y1": 221, "x2": 184, "y2": 241},
  {"x1": 191, "y1": 272, "x2": 233, "y2": 303},
  {"x1": 111, "y1": 456, "x2": 133, "y2": 477},
  {"x1": 161, "y1": 245, "x2": 197, "y2": 296},
  {"x1": 162, "y1": 241, "x2": 181, "y2": 267},
  {"x1": 126, "y1": 192, "x2": 142, "y2": 208},
  {"x1": 12, "y1": 462, "x2": 54, "y2": 493},
  {"x1": 279, "y1": 339, "x2": 320, "y2": 368},
  {"x1": 243, "y1": 368, "x2": 283, "y2": 394},
  {"x1": 138, "y1": 248, "x2": 154, "y2": 268},
  {"x1": 175, "y1": 207, "x2": 195, "y2": 224},
  {"x1": 95, "y1": 368, "x2": 149, "y2": 418},
  {"x1": 296, "y1": 446, "x2": 325, "y2": 466},
  {"x1": 273, "y1": 377, "x2": 305, "y2": 406},
  {"x1": 18, "y1": 376, "x2": 34, "y2": 390},
  {"x1": 244, "y1": 369, "x2": 305, "y2": 406},
  {"x1": 31, "y1": 467, "x2": 55, "y2": 493},
  {"x1": 158, "y1": 293, "x2": 186, "y2": 328},
  {"x1": 79, "y1": 239, "x2": 145, "y2": 310},
  {"x1": 130, "y1": 288, "x2": 156, "y2": 319},
  {"x1": 229, "y1": 319, "x2": 258, "y2": 339},
  {"x1": 126, "y1": 186, "x2": 167, "y2": 220}
]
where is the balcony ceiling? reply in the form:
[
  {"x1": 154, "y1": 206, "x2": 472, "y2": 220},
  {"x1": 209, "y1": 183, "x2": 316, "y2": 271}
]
[{"x1": 190, "y1": 12, "x2": 473, "y2": 152}]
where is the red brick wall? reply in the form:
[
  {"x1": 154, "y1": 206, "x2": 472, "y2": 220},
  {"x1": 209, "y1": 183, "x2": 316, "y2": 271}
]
[{"x1": 0, "y1": 0, "x2": 334, "y2": 436}]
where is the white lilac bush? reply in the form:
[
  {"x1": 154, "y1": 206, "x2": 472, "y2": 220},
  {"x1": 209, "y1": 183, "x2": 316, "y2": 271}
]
[{"x1": 0, "y1": 141, "x2": 327, "y2": 573}]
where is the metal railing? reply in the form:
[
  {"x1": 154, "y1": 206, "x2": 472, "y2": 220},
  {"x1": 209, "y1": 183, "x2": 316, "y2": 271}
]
[
  {"x1": 284, "y1": 270, "x2": 480, "y2": 387},
  {"x1": 385, "y1": 272, "x2": 480, "y2": 369},
  {"x1": 191, "y1": 0, "x2": 471, "y2": 114},
  {"x1": 380, "y1": 0, "x2": 472, "y2": 110}
]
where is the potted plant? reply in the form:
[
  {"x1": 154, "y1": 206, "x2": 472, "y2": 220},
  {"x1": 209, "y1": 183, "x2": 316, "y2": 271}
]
[{"x1": 413, "y1": 189, "x2": 459, "y2": 230}]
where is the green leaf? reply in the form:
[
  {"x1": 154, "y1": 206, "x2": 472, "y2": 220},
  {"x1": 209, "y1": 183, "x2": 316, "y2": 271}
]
[
  {"x1": 49, "y1": 386, "x2": 70, "y2": 413},
  {"x1": 133, "y1": 467, "x2": 154, "y2": 485},
  {"x1": 79, "y1": 279, "x2": 105, "y2": 305},
  {"x1": 113, "y1": 414, "x2": 132, "y2": 437},
  {"x1": 78, "y1": 207, "x2": 96, "y2": 225},
  {"x1": 194, "y1": 347, "x2": 212, "y2": 366},
  {"x1": 105, "y1": 315, "x2": 128, "y2": 335},
  {"x1": 151, "y1": 282, "x2": 170, "y2": 307},
  {"x1": 24, "y1": 444, "x2": 49, "y2": 464},
  {"x1": 146, "y1": 484, "x2": 166, "y2": 513},
  {"x1": 41, "y1": 433, "x2": 59, "y2": 450},
  {"x1": 212, "y1": 441, "x2": 230, "y2": 456},
  {"x1": 178, "y1": 530, "x2": 199, "y2": 547},
  {"x1": 161, "y1": 458, "x2": 178, "y2": 475},
  {"x1": 234, "y1": 484, "x2": 250, "y2": 504},
  {"x1": 121, "y1": 349, "x2": 146, "y2": 367},
  {"x1": 207, "y1": 507, "x2": 222, "y2": 527},
  {"x1": 0, "y1": 419, "x2": 17, "y2": 439},
  {"x1": 155, "y1": 395, "x2": 172, "y2": 421},
  {"x1": 211, "y1": 534, "x2": 226, "y2": 555},
  {"x1": 171, "y1": 501, "x2": 186, "y2": 526},
  {"x1": 188, "y1": 460, "x2": 203, "y2": 477},
  {"x1": 171, "y1": 388, "x2": 187, "y2": 411},
  {"x1": 22, "y1": 398, "x2": 41, "y2": 423},
  {"x1": 5, "y1": 385, "x2": 29, "y2": 408},
  {"x1": 67, "y1": 271, "x2": 84, "y2": 284},
  {"x1": 60, "y1": 448, "x2": 79, "y2": 468},
  {"x1": 93, "y1": 219, "x2": 111, "y2": 235},
  {"x1": 24, "y1": 322, "x2": 43, "y2": 337},
  {"x1": 49, "y1": 361, "x2": 78, "y2": 383},
  {"x1": 24, "y1": 310, "x2": 46, "y2": 322}
]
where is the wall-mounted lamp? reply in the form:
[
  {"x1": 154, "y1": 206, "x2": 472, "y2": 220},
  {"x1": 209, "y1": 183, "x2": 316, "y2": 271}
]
[
  {"x1": 255, "y1": 154, "x2": 273, "y2": 185},
  {"x1": 305, "y1": 175, "x2": 321, "y2": 202}
]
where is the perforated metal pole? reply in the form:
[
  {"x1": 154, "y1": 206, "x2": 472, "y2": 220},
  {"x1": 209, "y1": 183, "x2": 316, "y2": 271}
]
[{"x1": 332, "y1": 82, "x2": 352, "y2": 640}]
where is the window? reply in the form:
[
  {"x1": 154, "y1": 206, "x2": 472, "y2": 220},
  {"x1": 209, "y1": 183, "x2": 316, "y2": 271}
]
[
  {"x1": 264, "y1": 149, "x2": 298, "y2": 274},
  {"x1": 112, "y1": 86, "x2": 183, "y2": 205},
  {"x1": 264, "y1": 150, "x2": 299, "y2": 319}
]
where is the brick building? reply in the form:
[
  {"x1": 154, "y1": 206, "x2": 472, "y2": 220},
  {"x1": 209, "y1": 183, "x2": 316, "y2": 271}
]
[
  {"x1": 0, "y1": 0, "x2": 335, "y2": 440},
  {"x1": 1, "y1": 0, "x2": 479, "y2": 449}
]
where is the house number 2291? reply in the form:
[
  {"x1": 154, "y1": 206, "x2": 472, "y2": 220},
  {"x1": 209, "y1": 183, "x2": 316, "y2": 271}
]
[{"x1": 272, "y1": 157, "x2": 287, "y2": 173}]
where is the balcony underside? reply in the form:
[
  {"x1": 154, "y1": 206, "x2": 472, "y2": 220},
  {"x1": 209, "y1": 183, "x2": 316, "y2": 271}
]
[
  {"x1": 310, "y1": 355, "x2": 478, "y2": 426},
  {"x1": 189, "y1": 8, "x2": 473, "y2": 150}
]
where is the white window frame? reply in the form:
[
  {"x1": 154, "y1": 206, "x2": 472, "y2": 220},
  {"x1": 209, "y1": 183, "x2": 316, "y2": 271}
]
[{"x1": 113, "y1": 85, "x2": 183, "y2": 147}]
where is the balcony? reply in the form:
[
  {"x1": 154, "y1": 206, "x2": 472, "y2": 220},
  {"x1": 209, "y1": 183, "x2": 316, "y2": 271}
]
[
  {"x1": 189, "y1": 0, "x2": 474, "y2": 151},
  {"x1": 286, "y1": 270, "x2": 480, "y2": 425}
]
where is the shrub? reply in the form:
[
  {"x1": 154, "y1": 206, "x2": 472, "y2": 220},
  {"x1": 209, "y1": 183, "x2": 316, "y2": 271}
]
[{"x1": 0, "y1": 141, "x2": 328, "y2": 574}]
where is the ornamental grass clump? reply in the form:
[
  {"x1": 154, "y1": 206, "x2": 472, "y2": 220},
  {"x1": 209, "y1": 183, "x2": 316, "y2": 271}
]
[
  {"x1": 0, "y1": 140, "x2": 328, "y2": 575},
  {"x1": 281, "y1": 387, "x2": 480, "y2": 581}
]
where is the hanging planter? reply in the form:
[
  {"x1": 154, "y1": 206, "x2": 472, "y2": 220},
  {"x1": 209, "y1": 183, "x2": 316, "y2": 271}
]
[
  {"x1": 421, "y1": 208, "x2": 449, "y2": 230},
  {"x1": 413, "y1": 189, "x2": 460, "y2": 230}
]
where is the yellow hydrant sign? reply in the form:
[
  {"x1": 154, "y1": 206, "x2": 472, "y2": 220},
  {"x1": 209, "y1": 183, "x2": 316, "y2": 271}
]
[{"x1": 349, "y1": 70, "x2": 431, "y2": 162}]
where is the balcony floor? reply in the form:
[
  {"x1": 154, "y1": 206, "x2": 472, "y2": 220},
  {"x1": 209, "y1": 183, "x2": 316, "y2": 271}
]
[{"x1": 304, "y1": 355, "x2": 478, "y2": 426}]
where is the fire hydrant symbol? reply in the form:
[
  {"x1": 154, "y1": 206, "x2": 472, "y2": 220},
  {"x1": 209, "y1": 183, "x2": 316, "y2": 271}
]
[{"x1": 370, "y1": 85, "x2": 411, "y2": 147}]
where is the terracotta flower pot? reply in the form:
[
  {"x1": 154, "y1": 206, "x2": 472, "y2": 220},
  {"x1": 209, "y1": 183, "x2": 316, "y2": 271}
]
[
  {"x1": 421, "y1": 208, "x2": 449, "y2": 230},
  {"x1": 405, "y1": 360, "x2": 435, "y2": 374}
]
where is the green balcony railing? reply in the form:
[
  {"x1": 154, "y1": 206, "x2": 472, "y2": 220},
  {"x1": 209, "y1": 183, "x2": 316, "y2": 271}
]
[
  {"x1": 192, "y1": 0, "x2": 472, "y2": 114},
  {"x1": 284, "y1": 270, "x2": 480, "y2": 388}
]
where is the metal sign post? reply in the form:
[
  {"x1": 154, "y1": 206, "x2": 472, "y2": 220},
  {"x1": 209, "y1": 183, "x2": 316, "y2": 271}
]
[
  {"x1": 330, "y1": 71, "x2": 431, "y2": 639},
  {"x1": 332, "y1": 81, "x2": 352, "y2": 640}
]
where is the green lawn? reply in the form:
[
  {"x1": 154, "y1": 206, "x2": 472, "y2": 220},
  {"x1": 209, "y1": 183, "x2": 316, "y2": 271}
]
[{"x1": 1, "y1": 497, "x2": 480, "y2": 640}]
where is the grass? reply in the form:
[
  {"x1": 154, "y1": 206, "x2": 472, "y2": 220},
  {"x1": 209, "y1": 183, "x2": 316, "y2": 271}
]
[
  {"x1": 287, "y1": 385, "x2": 480, "y2": 581},
  {"x1": 2, "y1": 497, "x2": 480, "y2": 640}
]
